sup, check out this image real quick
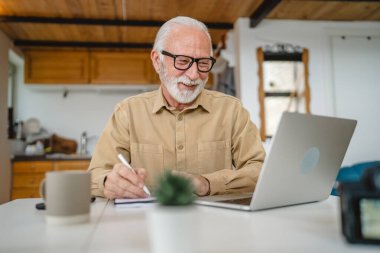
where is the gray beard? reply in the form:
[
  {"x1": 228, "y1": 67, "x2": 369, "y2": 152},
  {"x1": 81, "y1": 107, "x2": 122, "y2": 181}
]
[{"x1": 159, "y1": 64, "x2": 207, "y2": 104}]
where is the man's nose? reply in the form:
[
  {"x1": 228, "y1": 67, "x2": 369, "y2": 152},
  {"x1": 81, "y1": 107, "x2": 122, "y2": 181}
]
[{"x1": 185, "y1": 62, "x2": 200, "y2": 80}]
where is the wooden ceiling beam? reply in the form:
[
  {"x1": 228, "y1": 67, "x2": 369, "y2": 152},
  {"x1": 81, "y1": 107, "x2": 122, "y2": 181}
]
[
  {"x1": 14, "y1": 40, "x2": 218, "y2": 49},
  {"x1": 0, "y1": 15, "x2": 233, "y2": 30},
  {"x1": 14, "y1": 40, "x2": 154, "y2": 49},
  {"x1": 250, "y1": 0, "x2": 282, "y2": 28}
]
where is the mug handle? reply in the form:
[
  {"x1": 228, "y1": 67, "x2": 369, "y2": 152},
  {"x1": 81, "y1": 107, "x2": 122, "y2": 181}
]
[{"x1": 39, "y1": 178, "x2": 46, "y2": 200}]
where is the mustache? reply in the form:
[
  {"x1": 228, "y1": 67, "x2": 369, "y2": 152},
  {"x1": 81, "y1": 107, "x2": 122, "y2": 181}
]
[{"x1": 176, "y1": 76, "x2": 204, "y2": 86}]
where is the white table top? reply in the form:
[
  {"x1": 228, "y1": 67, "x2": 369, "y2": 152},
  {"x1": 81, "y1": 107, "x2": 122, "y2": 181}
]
[
  {"x1": 0, "y1": 196, "x2": 378, "y2": 253},
  {"x1": 0, "y1": 198, "x2": 107, "y2": 253}
]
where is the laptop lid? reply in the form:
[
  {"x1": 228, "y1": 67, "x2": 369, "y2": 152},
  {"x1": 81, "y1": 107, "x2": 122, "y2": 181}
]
[{"x1": 196, "y1": 112, "x2": 357, "y2": 211}]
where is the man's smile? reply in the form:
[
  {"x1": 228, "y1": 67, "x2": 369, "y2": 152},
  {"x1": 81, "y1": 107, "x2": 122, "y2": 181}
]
[{"x1": 178, "y1": 82, "x2": 197, "y2": 90}]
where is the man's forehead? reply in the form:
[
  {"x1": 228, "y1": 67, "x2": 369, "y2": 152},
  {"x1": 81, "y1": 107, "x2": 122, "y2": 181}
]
[{"x1": 165, "y1": 26, "x2": 211, "y2": 55}]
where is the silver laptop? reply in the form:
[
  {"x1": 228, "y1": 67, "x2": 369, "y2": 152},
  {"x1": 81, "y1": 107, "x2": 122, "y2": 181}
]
[{"x1": 195, "y1": 112, "x2": 357, "y2": 211}]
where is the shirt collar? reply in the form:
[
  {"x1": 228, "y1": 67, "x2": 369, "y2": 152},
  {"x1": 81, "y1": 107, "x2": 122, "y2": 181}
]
[
  {"x1": 152, "y1": 86, "x2": 211, "y2": 114},
  {"x1": 152, "y1": 86, "x2": 167, "y2": 114}
]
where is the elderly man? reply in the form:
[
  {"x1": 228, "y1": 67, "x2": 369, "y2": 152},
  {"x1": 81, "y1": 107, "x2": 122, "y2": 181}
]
[{"x1": 89, "y1": 16, "x2": 265, "y2": 199}]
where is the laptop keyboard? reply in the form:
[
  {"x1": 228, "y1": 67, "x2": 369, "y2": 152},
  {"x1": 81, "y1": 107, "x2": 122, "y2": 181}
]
[{"x1": 217, "y1": 197, "x2": 252, "y2": 205}]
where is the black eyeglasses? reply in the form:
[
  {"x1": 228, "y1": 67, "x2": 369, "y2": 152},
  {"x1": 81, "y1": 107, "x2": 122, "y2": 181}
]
[{"x1": 161, "y1": 50, "x2": 216, "y2": 73}]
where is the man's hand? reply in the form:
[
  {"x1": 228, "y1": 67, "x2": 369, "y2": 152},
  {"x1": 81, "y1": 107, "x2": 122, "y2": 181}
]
[
  {"x1": 103, "y1": 163, "x2": 148, "y2": 199},
  {"x1": 172, "y1": 171, "x2": 210, "y2": 196}
]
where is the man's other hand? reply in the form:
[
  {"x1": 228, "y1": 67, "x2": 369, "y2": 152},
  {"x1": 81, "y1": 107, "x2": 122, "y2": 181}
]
[{"x1": 172, "y1": 171, "x2": 210, "y2": 196}]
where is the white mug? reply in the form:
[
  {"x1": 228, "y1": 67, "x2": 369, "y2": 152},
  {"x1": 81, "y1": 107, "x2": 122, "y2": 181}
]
[{"x1": 43, "y1": 170, "x2": 91, "y2": 225}]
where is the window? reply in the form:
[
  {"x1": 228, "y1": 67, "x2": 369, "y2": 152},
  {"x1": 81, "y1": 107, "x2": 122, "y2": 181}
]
[{"x1": 257, "y1": 44, "x2": 311, "y2": 141}]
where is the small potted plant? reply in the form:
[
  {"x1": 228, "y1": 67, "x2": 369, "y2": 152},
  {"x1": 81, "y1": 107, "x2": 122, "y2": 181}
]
[
  {"x1": 155, "y1": 170, "x2": 195, "y2": 206},
  {"x1": 148, "y1": 170, "x2": 198, "y2": 253}
]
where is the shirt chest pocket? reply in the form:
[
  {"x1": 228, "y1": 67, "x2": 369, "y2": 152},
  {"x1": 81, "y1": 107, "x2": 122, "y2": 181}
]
[
  {"x1": 130, "y1": 142, "x2": 164, "y2": 187},
  {"x1": 197, "y1": 140, "x2": 231, "y2": 174}
]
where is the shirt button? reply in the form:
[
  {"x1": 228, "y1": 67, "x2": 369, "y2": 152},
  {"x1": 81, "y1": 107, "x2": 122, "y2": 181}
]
[
  {"x1": 178, "y1": 115, "x2": 183, "y2": 121},
  {"x1": 178, "y1": 144, "x2": 184, "y2": 150}
]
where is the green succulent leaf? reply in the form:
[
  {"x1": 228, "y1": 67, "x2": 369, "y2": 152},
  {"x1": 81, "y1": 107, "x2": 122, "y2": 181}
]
[{"x1": 155, "y1": 171, "x2": 194, "y2": 206}]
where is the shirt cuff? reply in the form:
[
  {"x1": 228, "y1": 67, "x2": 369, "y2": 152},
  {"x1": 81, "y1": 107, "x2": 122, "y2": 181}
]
[
  {"x1": 201, "y1": 172, "x2": 226, "y2": 195},
  {"x1": 91, "y1": 173, "x2": 108, "y2": 198}
]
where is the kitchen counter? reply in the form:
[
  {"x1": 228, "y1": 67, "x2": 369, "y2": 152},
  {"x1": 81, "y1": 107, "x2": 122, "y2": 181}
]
[
  {"x1": 11, "y1": 155, "x2": 92, "y2": 199},
  {"x1": 11, "y1": 153, "x2": 92, "y2": 162}
]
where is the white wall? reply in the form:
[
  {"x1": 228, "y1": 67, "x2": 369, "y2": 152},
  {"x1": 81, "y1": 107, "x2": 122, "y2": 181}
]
[
  {"x1": 0, "y1": 31, "x2": 12, "y2": 203},
  {"x1": 14, "y1": 68, "x2": 157, "y2": 154},
  {"x1": 331, "y1": 35, "x2": 380, "y2": 164},
  {"x1": 234, "y1": 19, "x2": 380, "y2": 166}
]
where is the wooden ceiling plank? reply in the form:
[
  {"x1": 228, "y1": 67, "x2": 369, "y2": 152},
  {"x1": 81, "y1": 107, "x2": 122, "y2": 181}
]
[
  {"x1": 250, "y1": 0, "x2": 283, "y2": 27},
  {"x1": 177, "y1": 0, "x2": 237, "y2": 22},
  {"x1": 269, "y1": 1, "x2": 332, "y2": 19},
  {"x1": 48, "y1": 0, "x2": 69, "y2": 18},
  {"x1": 64, "y1": 24, "x2": 83, "y2": 42},
  {"x1": 348, "y1": 2, "x2": 380, "y2": 19},
  {"x1": 212, "y1": 0, "x2": 263, "y2": 22},
  {"x1": 0, "y1": 1, "x2": 12, "y2": 15},
  {"x1": 125, "y1": 27, "x2": 158, "y2": 43},
  {"x1": 63, "y1": 0, "x2": 86, "y2": 18},
  {"x1": 0, "y1": 24, "x2": 20, "y2": 40},
  {"x1": 49, "y1": 23, "x2": 66, "y2": 41},
  {"x1": 21, "y1": 0, "x2": 56, "y2": 17},
  {"x1": 94, "y1": 0, "x2": 118, "y2": 19},
  {"x1": 1, "y1": 0, "x2": 24, "y2": 15},
  {"x1": 367, "y1": 5, "x2": 380, "y2": 19},
  {"x1": 235, "y1": 0, "x2": 265, "y2": 18},
  {"x1": 19, "y1": 23, "x2": 37, "y2": 40},
  {"x1": 0, "y1": 0, "x2": 25, "y2": 15},
  {"x1": 124, "y1": 0, "x2": 251, "y2": 23},
  {"x1": 118, "y1": 22, "x2": 127, "y2": 43},
  {"x1": 144, "y1": 0, "x2": 176, "y2": 21},
  {"x1": 102, "y1": 26, "x2": 119, "y2": 42},
  {"x1": 269, "y1": 1, "x2": 380, "y2": 20},
  {"x1": 12, "y1": 23, "x2": 34, "y2": 40},
  {"x1": 80, "y1": 0, "x2": 100, "y2": 18},
  {"x1": 115, "y1": 0, "x2": 124, "y2": 20}
]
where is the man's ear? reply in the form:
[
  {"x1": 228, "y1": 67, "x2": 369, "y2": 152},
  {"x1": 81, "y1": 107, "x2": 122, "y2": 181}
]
[{"x1": 151, "y1": 50, "x2": 160, "y2": 74}]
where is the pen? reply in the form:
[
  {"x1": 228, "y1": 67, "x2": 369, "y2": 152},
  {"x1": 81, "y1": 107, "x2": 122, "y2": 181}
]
[{"x1": 117, "y1": 153, "x2": 151, "y2": 197}]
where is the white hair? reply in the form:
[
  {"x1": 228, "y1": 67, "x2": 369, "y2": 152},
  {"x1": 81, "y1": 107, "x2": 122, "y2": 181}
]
[{"x1": 153, "y1": 16, "x2": 213, "y2": 59}]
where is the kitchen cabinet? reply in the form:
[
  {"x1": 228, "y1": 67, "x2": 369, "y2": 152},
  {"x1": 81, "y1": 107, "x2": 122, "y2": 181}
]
[
  {"x1": 24, "y1": 50, "x2": 90, "y2": 84},
  {"x1": 24, "y1": 49, "x2": 159, "y2": 85},
  {"x1": 90, "y1": 51, "x2": 159, "y2": 84},
  {"x1": 11, "y1": 159, "x2": 90, "y2": 200},
  {"x1": 11, "y1": 161, "x2": 53, "y2": 199},
  {"x1": 54, "y1": 160, "x2": 90, "y2": 171}
]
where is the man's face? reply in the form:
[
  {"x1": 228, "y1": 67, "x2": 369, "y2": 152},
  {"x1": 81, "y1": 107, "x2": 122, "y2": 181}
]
[
  {"x1": 158, "y1": 26, "x2": 211, "y2": 104},
  {"x1": 159, "y1": 61, "x2": 207, "y2": 104}
]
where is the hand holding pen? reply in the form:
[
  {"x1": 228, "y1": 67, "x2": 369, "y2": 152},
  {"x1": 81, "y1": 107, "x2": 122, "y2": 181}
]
[
  {"x1": 117, "y1": 154, "x2": 151, "y2": 197},
  {"x1": 103, "y1": 153, "x2": 151, "y2": 199}
]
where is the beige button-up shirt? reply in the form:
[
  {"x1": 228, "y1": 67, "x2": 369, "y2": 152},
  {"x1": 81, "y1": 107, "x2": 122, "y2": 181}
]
[{"x1": 89, "y1": 87, "x2": 265, "y2": 197}]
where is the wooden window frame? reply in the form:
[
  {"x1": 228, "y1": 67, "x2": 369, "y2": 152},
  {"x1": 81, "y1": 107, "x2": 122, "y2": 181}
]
[{"x1": 257, "y1": 46, "x2": 311, "y2": 141}]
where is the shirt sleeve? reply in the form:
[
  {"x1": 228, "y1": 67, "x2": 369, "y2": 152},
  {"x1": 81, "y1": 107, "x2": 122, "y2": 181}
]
[
  {"x1": 88, "y1": 102, "x2": 131, "y2": 197},
  {"x1": 202, "y1": 105, "x2": 266, "y2": 195}
]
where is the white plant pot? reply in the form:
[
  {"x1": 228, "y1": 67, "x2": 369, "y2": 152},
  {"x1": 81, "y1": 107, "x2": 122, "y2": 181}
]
[{"x1": 148, "y1": 205, "x2": 199, "y2": 253}]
